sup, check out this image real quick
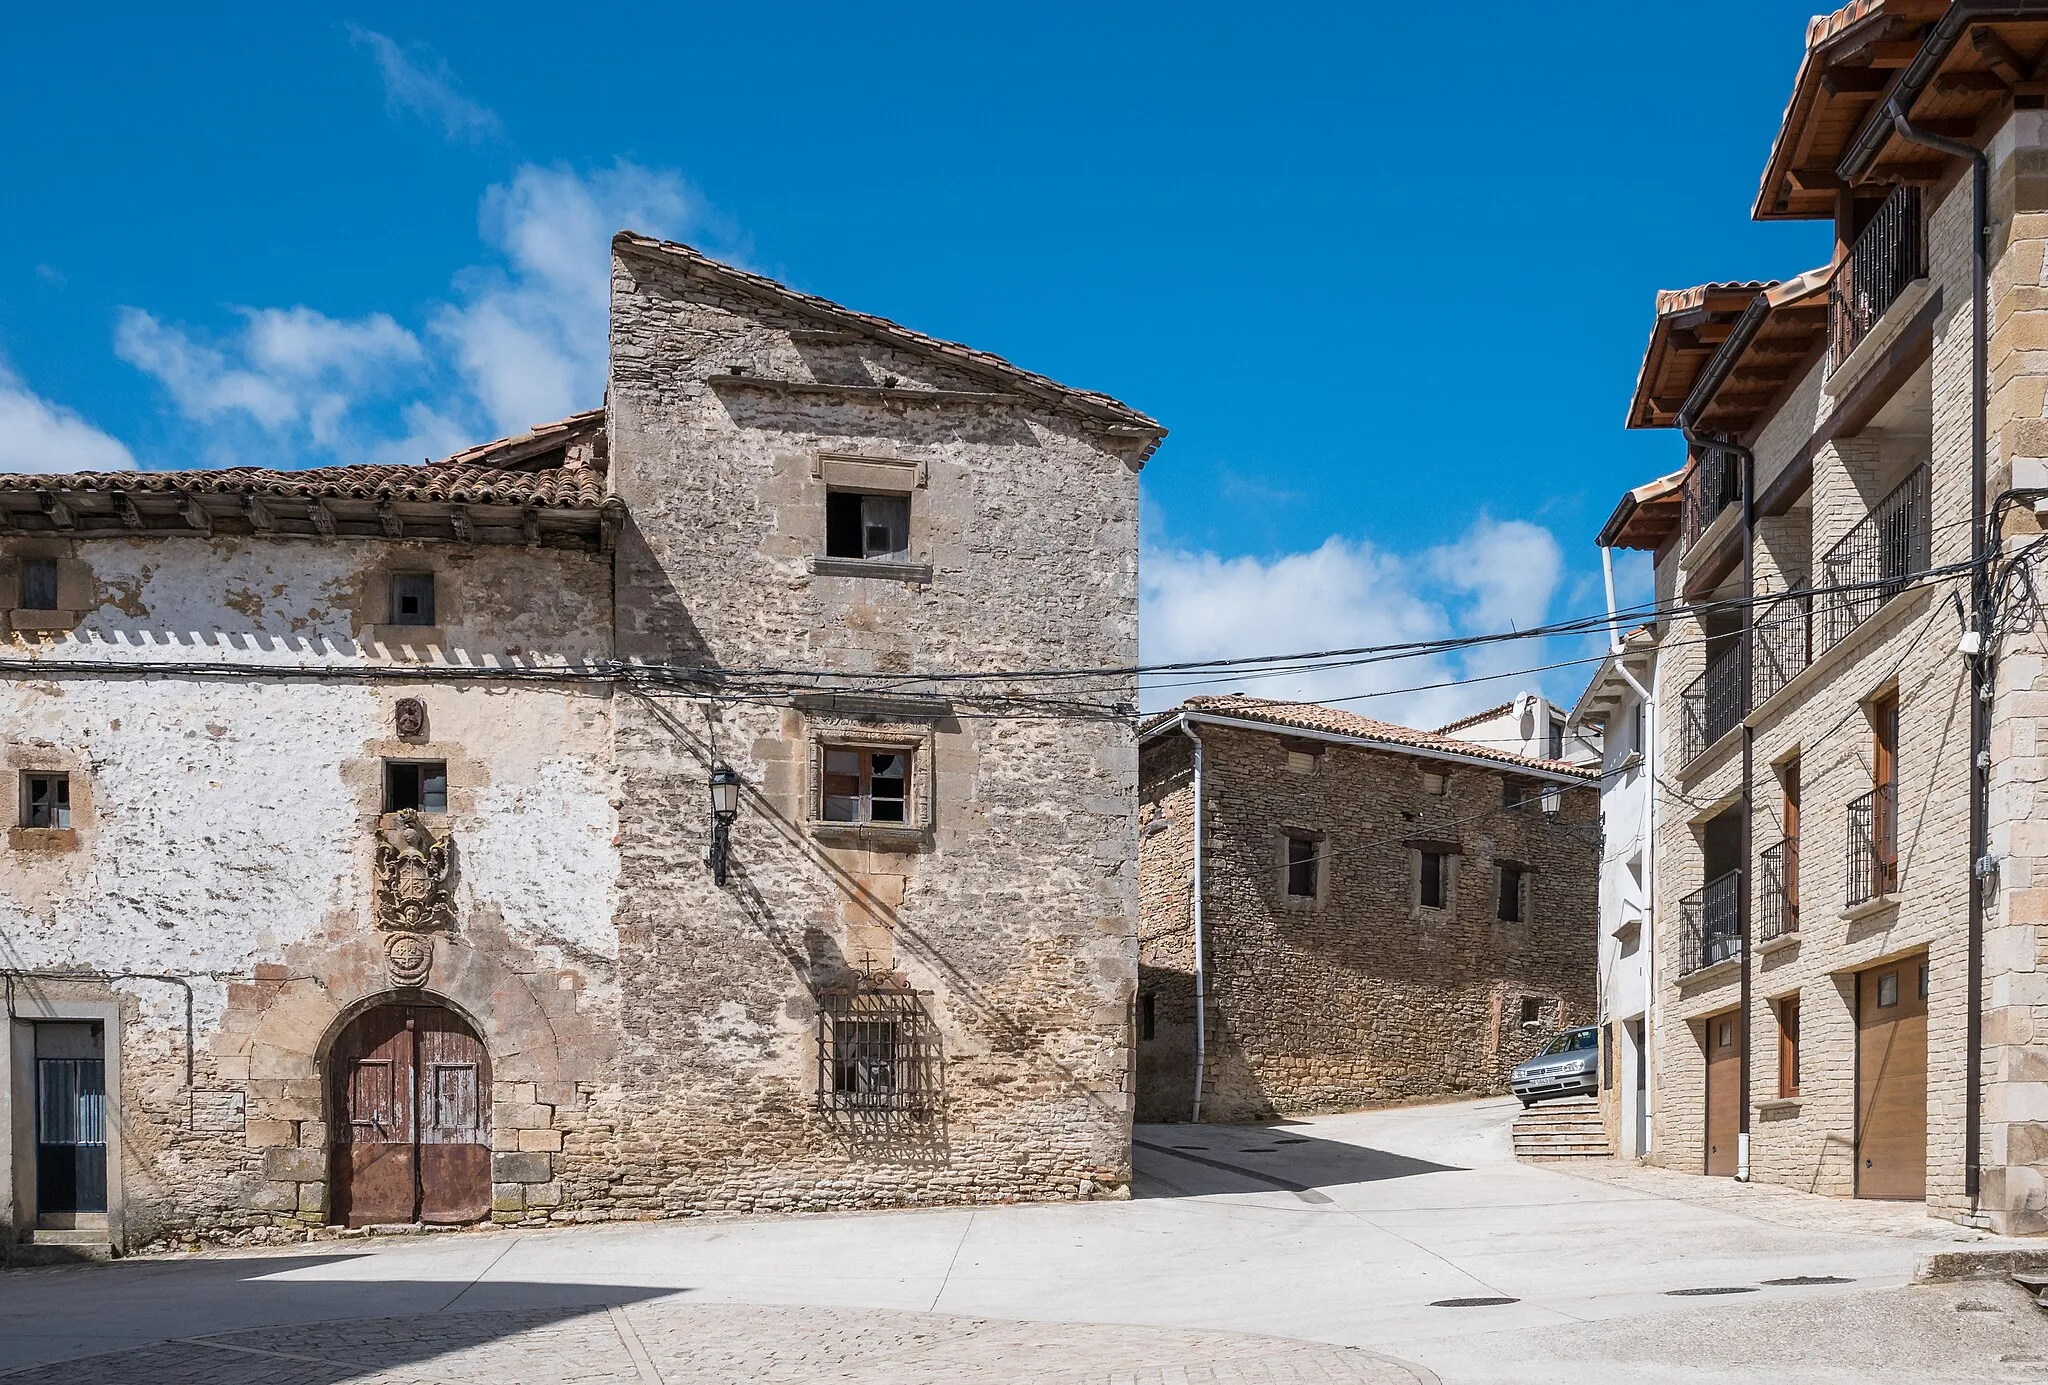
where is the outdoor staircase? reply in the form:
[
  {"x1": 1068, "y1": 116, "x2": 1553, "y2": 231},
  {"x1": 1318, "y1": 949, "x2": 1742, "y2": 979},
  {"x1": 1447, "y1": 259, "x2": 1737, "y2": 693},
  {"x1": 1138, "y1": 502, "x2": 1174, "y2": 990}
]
[{"x1": 1511, "y1": 1096, "x2": 1611, "y2": 1160}]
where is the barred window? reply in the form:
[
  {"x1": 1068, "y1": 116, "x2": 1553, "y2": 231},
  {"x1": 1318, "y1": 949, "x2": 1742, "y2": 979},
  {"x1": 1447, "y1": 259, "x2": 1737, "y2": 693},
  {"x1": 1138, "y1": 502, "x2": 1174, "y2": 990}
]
[{"x1": 817, "y1": 985, "x2": 937, "y2": 1116}]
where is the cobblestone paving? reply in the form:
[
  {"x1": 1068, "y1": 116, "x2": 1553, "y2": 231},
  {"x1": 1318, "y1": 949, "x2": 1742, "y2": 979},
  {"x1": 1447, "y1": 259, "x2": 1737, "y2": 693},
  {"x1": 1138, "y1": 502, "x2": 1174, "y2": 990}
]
[{"x1": 0, "y1": 1303, "x2": 1435, "y2": 1384}]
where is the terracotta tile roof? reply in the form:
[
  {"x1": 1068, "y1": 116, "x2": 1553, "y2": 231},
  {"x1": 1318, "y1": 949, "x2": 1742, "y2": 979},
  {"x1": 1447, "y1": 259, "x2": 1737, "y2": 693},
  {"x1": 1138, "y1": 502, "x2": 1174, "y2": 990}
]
[
  {"x1": 1652, "y1": 281, "x2": 1777, "y2": 318},
  {"x1": 1598, "y1": 468, "x2": 1687, "y2": 551},
  {"x1": 1149, "y1": 695, "x2": 1597, "y2": 780},
  {"x1": 1433, "y1": 701, "x2": 1515, "y2": 736},
  {"x1": 614, "y1": 233, "x2": 1166, "y2": 448},
  {"x1": 0, "y1": 411, "x2": 613, "y2": 510}
]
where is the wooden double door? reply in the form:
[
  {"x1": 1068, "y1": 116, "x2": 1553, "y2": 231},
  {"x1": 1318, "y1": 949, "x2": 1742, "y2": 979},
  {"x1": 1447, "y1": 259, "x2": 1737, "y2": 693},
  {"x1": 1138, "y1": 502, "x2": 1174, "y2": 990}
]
[
  {"x1": 329, "y1": 1003, "x2": 491, "y2": 1227},
  {"x1": 1857, "y1": 956, "x2": 1928, "y2": 1201}
]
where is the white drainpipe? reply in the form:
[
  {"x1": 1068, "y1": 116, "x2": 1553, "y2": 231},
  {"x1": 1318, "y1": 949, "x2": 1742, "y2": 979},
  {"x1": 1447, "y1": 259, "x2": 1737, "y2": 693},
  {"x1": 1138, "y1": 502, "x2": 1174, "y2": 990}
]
[{"x1": 1178, "y1": 716, "x2": 1208, "y2": 1125}]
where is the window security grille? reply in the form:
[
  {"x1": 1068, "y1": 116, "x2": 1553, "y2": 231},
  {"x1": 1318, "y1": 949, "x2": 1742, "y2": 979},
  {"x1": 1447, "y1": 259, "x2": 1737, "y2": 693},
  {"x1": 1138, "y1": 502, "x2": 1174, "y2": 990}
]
[{"x1": 816, "y1": 985, "x2": 938, "y2": 1117}]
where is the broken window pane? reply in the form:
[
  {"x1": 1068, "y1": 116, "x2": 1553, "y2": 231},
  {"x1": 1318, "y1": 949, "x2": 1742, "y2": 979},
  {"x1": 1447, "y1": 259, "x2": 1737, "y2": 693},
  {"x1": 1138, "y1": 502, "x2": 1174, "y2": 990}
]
[
  {"x1": 819, "y1": 746, "x2": 913, "y2": 826},
  {"x1": 391, "y1": 573, "x2": 436, "y2": 626},
  {"x1": 23, "y1": 773, "x2": 70, "y2": 829},
  {"x1": 385, "y1": 761, "x2": 448, "y2": 813},
  {"x1": 20, "y1": 559, "x2": 59, "y2": 611},
  {"x1": 861, "y1": 494, "x2": 909, "y2": 561}
]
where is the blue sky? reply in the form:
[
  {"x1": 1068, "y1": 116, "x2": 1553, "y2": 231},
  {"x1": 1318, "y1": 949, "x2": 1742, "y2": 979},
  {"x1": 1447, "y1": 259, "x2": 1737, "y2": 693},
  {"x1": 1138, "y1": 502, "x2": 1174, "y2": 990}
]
[{"x1": 0, "y1": 3, "x2": 1838, "y2": 724}]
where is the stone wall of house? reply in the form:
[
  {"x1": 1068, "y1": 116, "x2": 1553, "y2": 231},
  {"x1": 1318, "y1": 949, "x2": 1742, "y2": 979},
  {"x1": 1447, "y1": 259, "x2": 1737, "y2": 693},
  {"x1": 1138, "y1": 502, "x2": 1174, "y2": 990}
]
[
  {"x1": 1135, "y1": 720, "x2": 1599, "y2": 1123},
  {"x1": 597, "y1": 237, "x2": 1143, "y2": 1211},
  {"x1": 0, "y1": 535, "x2": 620, "y2": 1250}
]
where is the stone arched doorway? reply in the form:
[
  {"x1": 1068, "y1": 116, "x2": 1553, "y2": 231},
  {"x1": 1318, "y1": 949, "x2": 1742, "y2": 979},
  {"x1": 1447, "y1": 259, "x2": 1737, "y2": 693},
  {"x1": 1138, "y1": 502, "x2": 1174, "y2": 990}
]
[{"x1": 327, "y1": 1001, "x2": 492, "y2": 1226}]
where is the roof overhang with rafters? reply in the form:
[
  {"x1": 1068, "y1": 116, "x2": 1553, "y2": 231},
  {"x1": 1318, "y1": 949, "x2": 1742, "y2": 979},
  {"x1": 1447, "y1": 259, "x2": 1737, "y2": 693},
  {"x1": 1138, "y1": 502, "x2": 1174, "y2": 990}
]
[
  {"x1": 1628, "y1": 282, "x2": 1777, "y2": 430},
  {"x1": 1598, "y1": 469, "x2": 1687, "y2": 551},
  {"x1": 1626, "y1": 269, "x2": 1832, "y2": 442},
  {"x1": 1759, "y1": 0, "x2": 2048, "y2": 221}
]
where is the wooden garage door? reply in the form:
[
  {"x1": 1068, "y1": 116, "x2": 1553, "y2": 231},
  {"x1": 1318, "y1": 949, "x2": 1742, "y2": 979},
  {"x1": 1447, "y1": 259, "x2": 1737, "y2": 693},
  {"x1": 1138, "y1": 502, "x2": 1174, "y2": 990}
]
[
  {"x1": 1704, "y1": 1010, "x2": 1741, "y2": 1177},
  {"x1": 1857, "y1": 956, "x2": 1927, "y2": 1201}
]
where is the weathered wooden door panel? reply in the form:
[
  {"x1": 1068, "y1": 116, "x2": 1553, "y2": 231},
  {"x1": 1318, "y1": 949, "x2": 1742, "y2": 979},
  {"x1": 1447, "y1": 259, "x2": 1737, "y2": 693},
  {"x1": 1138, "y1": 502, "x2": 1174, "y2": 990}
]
[
  {"x1": 1857, "y1": 957, "x2": 1927, "y2": 1201},
  {"x1": 1704, "y1": 1010, "x2": 1740, "y2": 1177},
  {"x1": 329, "y1": 1004, "x2": 491, "y2": 1227},
  {"x1": 416, "y1": 1010, "x2": 491, "y2": 1224}
]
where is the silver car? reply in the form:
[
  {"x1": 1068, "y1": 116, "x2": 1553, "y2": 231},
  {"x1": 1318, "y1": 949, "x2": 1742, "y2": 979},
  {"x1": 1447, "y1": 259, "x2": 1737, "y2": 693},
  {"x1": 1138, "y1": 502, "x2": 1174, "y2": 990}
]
[{"x1": 1511, "y1": 1026, "x2": 1598, "y2": 1107}]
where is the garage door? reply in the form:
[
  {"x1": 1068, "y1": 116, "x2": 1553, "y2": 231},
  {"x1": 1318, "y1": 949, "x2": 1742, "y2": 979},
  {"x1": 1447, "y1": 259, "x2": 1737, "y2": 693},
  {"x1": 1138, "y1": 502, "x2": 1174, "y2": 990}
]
[
  {"x1": 1857, "y1": 956, "x2": 1927, "y2": 1201},
  {"x1": 1704, "y1": 1010, "x2": 1740, "y2": 1177}
]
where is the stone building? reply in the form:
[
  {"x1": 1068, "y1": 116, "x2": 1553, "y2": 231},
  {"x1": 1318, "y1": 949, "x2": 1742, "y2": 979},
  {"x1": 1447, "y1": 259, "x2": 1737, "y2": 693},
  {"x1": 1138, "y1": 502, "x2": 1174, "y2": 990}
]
[
  {"x1": 0, "y1": 232, "x2": 1162, "y2": 1259},
  {"x1": 1135, "y1": 695, "x2": 1599, "y2": 1124},
  {"x1": 1608, "y1": 0, "x2": 2048, "y2": 1234}
]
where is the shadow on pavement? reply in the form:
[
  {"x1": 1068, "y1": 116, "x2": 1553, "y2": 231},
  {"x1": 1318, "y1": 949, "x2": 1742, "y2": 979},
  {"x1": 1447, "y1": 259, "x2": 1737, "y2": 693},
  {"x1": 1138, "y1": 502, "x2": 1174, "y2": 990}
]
[
  {"x1": 0, "y1": 1251, "x2": 678, "y2": 1382},
  {"x1": 1132, "y1": 1127, "x2": 1461, "y2": 1202}
]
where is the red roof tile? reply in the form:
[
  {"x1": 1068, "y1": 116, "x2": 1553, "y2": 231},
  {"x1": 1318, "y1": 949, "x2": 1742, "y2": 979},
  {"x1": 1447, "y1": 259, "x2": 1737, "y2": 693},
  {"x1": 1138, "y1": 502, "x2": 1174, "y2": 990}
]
[{"x1": 1150, "y1": 695, "x2": 1597, "y2": 780}]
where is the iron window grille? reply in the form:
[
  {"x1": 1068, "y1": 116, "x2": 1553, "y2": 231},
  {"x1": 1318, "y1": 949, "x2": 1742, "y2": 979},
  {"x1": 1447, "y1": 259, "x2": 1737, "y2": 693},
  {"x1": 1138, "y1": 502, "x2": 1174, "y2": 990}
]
[
  {"x1": 1846, "y1": 784, "x2": 1899, "y2": 906},
  {"x1": 1828, "y1": 185, "x2": 1924, "y2": 373},
  {"x1": 1818, "y1": 464, "x2": 1930, "y2": 653},
  {"x1": 816, "y1": 983, "x2": 939, "y2": 1117},
  {"x1": 1680, "y1": 650, "x2": 1745, "y2": 767},
  {"x1": 1751, "y1": 592, "x2": 1811, "y2": 707},
  {"x1": 1678, "y1": 868, "x2": 1742, "y2": 976},
  {"x1": 1758, "y1": 839, "x2": 1798, "y2": 942},
  {"x1": 1682, "y1": 448, "x2": 1743, "y2": 552}
]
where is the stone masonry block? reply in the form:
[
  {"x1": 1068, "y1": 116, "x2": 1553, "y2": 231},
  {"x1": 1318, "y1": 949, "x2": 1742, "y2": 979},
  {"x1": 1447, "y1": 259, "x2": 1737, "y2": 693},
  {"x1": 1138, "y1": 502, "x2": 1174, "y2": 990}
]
[
  {"x1": 518, "y1": 1128, "x2": 564, "y2": 1153},
  {"x1": 263, "y1": 1147, "x2": 327, "y2": 1183},
  {"x1": 492, "y1": 1182, "x2": 527, "y2": 1213},
  {"x1": 243, "y1": 1119, "x2": 296, "y2": 1149},
  {"x1": 493, "y1": 1152, "x2": 553, "y2": 1184}
]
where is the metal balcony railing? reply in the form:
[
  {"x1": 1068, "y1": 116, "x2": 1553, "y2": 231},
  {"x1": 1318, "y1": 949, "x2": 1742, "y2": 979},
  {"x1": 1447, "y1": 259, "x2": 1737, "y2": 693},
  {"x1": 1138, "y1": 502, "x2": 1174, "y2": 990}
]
[
  {"x1": 1679, "y1": 868, "x2": 1743, "y2": 976},
  {"x1": 1819, "y1": 465, "x2": 1930, "y2": 653},
  {"x1": 1680, "y1": 650, "x2": 1745, "y2": 766},
  {"x1": 1828, "y1": 185, "x2": 1923, "y2": 373},
  {"x1": 1751, "y1": 592, "x2": 1811, "y2": 707},
  {"x1": 1758, "y1": 839, "x2": 1799, "y2": 942},
  {"x1": 1682, "y1": 448, "x2": 1744, "y2": 553},
  {"x1": 1847, "y1": 784, "x2": 1899, "y2": 907}
]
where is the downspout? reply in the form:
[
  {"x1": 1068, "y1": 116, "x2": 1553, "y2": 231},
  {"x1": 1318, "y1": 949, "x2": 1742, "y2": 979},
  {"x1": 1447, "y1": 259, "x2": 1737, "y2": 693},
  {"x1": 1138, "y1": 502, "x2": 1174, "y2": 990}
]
[
  {"x1": 1887, "y1": 103, "x2": 1990, "y2": 1208},
  {"x1": 1603, "y1": 546, "x2": 1625, "y2": 655},
  {"x1": 1178, "y1": 716, "x2": 1208, "y2": 1125},
  {"x1": 1605, "y1": 594, "x2": 1657, "y2": 1159}
]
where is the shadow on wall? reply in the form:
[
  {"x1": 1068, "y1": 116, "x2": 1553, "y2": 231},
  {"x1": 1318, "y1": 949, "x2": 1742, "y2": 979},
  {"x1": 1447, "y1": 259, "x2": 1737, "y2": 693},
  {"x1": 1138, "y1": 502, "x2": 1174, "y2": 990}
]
[
  {"x1": 0, "y1": 1252, "x2": 679, "y2": 1380},
  {"x1": 1129, "y1": 1127, "x2": 1461, "y2": 1200}
]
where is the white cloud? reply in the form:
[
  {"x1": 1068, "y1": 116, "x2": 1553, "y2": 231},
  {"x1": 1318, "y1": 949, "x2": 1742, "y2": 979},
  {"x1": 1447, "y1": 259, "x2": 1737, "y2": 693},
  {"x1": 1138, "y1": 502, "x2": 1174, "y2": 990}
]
[
  {"x1": 433, "y1": 162, "x2": 708, "y2": 435},
  {"x1": 0, "y1": 366, "x2": 135, "y2": 474},
  {"x1": 112, "y1": 161, "x2": 722, "y2": 469},
  {"x1": 1140, "y1": 515, "x2": 1572, "y2": 727},
  {"x1": 349, "y1": 27, "x2": 501, "y2": 143},
  {"x1": 115, "y1": 305, "x2": 423, "y2": 452}
]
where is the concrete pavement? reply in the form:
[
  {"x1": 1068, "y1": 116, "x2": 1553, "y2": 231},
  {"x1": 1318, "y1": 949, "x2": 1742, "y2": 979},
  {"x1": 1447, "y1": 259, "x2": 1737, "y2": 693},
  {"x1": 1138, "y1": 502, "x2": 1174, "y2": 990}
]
[{"x1": 2, "y1": 1096, "x2": 2043, "y2": 1383}]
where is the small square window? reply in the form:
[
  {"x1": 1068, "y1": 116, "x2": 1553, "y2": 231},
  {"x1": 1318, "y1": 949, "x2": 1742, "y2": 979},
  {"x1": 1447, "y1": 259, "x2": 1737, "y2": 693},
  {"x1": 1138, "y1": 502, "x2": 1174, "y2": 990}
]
[
  {"x1": 1421, "y1": 771, "x2": 1447, "y2": 796},
  {"x1": 825, "y1": 492, "x2": 909, "y2": 562},
  {"x1": 1286, "y1": 836, "x2": 1320, "y2": 898},
  {"x1": 821, "y1": 746, "x2": 911, "y2": 825},
  {"x1": 385, "y1": 761, "x2": 448, "y2": 813},
  {"x1": 391, "y1": 573, "x2": 436, "y2": 626},
  {"x1": 1502, "y1": 777, "x2": 1533, "y2": 811},
  {"x1": 1419, "y1": 851, "x2": 1447, "y2": 910},
  {"x1": 22, "y1": 772, "x2": 70, "y2": 829},
  {"x1": 20, "y1": 559, "x2": 59, "y2": 611},
  {"x1": 1497, "y1": 864, "x2": 1524, "y2": 923},
  {"x1": 1877, "y1": 970, "x2": 1899, "y2": 1008},
  {"x1": 1519, "y1": 996, "x2": 1542, "y2": 1028}
]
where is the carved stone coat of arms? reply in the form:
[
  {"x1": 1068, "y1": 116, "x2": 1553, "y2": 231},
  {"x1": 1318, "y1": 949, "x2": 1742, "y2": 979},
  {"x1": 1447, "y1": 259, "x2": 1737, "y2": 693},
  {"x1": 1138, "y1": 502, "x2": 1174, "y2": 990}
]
[{"x1": 374, "y1": 809, "x2": 455, "y2": 986}]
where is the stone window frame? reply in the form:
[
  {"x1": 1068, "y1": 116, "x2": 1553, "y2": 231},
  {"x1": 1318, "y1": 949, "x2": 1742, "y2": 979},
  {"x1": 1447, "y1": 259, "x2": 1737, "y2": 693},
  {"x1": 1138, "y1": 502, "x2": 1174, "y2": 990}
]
[
  {"x1": 359, "y1": 556, "x2": 462, "y2": 649},
  {"x1": 804, "y1": 713, "x2": 936, "y2": 850},
  {"x1": 806, "y1": 453, "x2": 934, "y2": 584},
  {"x1": 1408, "y1": 838, "x2": 1460, "y2": 921},
  {"x1": 1, "y1": 544, "x2": 95, "y2": 637},
  {"x1": 1277, "y1": 735, "x2": 1324, "y2": 778},
  {"x1": 1276, "y1": 826, "x2": 1329, "y2": 912},
  {"x1": 6, "y1": 744, "x2": 89, "y2": 853}
]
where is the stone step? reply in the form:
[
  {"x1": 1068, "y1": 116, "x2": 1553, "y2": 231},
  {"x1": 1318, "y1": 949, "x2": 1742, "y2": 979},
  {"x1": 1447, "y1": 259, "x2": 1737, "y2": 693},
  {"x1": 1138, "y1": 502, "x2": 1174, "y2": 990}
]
[{"x1": 7, "y1": 1230, "x2": 114, "y2": 1266}]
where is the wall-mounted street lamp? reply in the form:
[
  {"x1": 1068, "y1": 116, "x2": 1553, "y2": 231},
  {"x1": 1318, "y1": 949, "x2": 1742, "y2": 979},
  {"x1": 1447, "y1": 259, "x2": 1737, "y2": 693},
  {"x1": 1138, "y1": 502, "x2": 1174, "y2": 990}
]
[{"x1": 708, "y1": 763, "x2": 741, "y2": 886}]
